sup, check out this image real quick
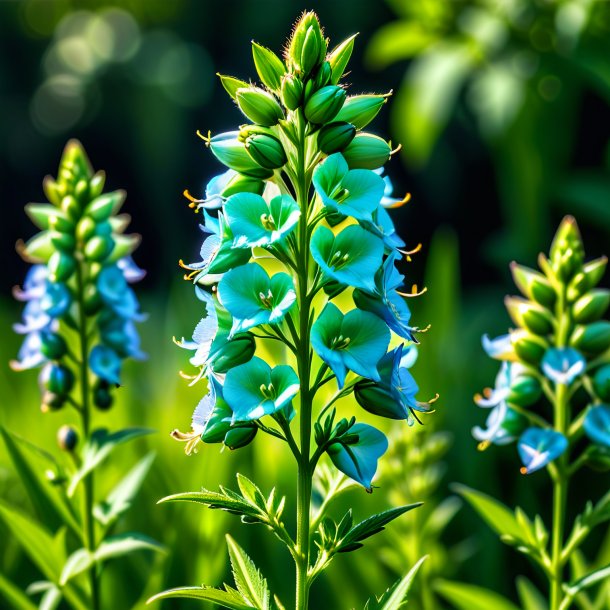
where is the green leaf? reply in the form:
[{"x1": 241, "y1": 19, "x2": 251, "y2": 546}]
[
  {"x1": 60, "y1": 549, "x2": 94, "y2": 586},
  {"x1": 68, "y1": 427, "x2": 153, "y2": 496},
  {"x1": 0, "y1": 572, "x2": 37, "y2": 610},
  {"x1": 365, "y1": 556, "x2": 428, "y2": 609},
  {"x1": 516, "y1": 577, "x2": 547, "y2": 610},
  {"x1": 435, "y1": 580, "x2": 521, "y2": 610},
  {"x1": 94, "y1": 452, "x2": 156, "y2": 526},
  {"x1": 95, "y1": 532, "x2": 164, "y2": 562},
  {"x1": 236, "y1": 474, "x2": 267, "y2": 510},
  {"x1": 148, "y1": 586, "x2": 253, "y2": 609},
  {"x1": 0, "y1": 428, "x2": 78, "y2": 534},
  {"x1": 226, "y1": 535, "x2": 270, "y2": 610},
  {"x1": 453, "y1": 484, "x2": 524, "y2": 542},
  {"x1": 338, "y1": 504, "x2": 421, "y2": 553},
  {"x1": 158, "y1": 489, "x2": 261, "y2": 520},
  {"x1": 39, "y1": 585, "x2": 62, "y2": 610},
  {"x1": 565, "y1": 563, "x2": 610, "y2": 595}
]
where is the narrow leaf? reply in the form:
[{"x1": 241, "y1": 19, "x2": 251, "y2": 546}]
[
  {"x1": 60, "y1": 549, "x2": 94, "y2": 586},
  {"x1": 0, "y1": 572, "x2": 37, "y2": 610},
  {"x1": 435, "y1": 580, "x2": 521, "y2": 610},
  {"x1": 158, "y1": 490, "x2": 261, "y2": 521},
  {"x1": 226, "y1": 535, "x2": 270, "y2": 609},
  {"x1": 147, "y1": 586, "x2": 253, "y2": 609},
  {"x1": 516, "y1": 577, "x2": 547, "y2": 610},
  {"x1": 39, "y1": 585, "x2": 62, "y2": 610},
  {"x1": 94, "y1": 532, "x2": 164, "y2": 562},
  {"x1": 565, "y1": 563, "x2": 610, "y2": 594},
  {"x1": 378, "y1": 556, "x2": 428, "y2": 609}
]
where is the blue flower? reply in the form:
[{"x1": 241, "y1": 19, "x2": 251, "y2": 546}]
[
  {"x1": 473, "y1": 403, "x2": 527, "y2": 447},
  {"x1": 311, "y1": 303, "x2": 390, "y2": 388},
  {"x1": 584, "y1": 404, "x2": 610, "y2": 448},
  {"x1": 327, "y1": 423, "x2": 388, "y2": 491},
  {"x1": 117, "y1": 256, "x2": 146, "y2": 283},
  {"x1": 99, "y1": 315, "x2": 146, "y2": 360},
  {"x1": 482, "y1": 333, "x2": 515, "y2": 360},
  {"x1": 218, "y1": 263, "x2": 296, "y2": 336},
  {"x1": 542, "y1": 347, "x2": 585, "y2": 385},
  {"x1": 225, "y1": 193, "x2": 300, "y2": 248},
  {"x1": 12, "y1": 265, "x2": 48, "y2": 301},
  {"x1": 90, "y1": 345, "x2": 122, "y2": 385},
  {"x1": 200, "y1": 169, "x2": 236, "y2": 210},
  {"x1": 517, "y1": 427, "x2": 568, "y2": 474},
  {"x1": 310, "y1": 225, "x2": 384, "y2": 293},
  {"x1": 377, "y1": 172, "x2": 410, "y2": 209},
  {"x1": 359, "y1": 206, "x2": 406, "y2": 252},
  {"x1": 223, "y1": 357, "x2": 299, "y2": 422},
  {"x1": 312, "y1": 153, "x2": 384, "y2": 222},
  {"x1": 97, "y1": 266, "x2": 145, "y2": 321},
  {"x1": 10, "y1": 331, "x2": 50, "y2": 371}
]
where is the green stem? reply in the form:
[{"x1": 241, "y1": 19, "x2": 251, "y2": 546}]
[{"x1": 75, "y1": 257, "x2": 100, "y2": 610}]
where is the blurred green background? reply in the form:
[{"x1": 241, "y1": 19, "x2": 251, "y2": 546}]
[{"x1": 1, "y1": 0, "x2": 610, "y2": 608}]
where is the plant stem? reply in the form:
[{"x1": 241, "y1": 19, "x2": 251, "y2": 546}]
[{"x1": 75, "y1": 257, "x2": 100, "y2": 610}]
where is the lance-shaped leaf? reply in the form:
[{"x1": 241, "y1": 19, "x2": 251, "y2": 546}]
[
  {"x1": 148, "y1": 586, "x2": 253, "y2": 609},
  {"x1": 311, "y1": 303, "x2": 390, "y2": 388},
  {"x1": 225, "y1": 193, "x2": 300, "y2": 248},
  {"x1": 224, "y1": 357, "x2": 299, "y2": 422},
  {"x1": 584, "y1": 404, "x2": 610, "y2": 447},
  {"x1": 311, "y1": 225, "x2": 383, "y2": 293},
  {"x1": 435, "y1": 581, "x2": 521, "y2": 610},
  {"x1": 327, "y1": 423, "x2": 388, "y2": 491},
  {"x1": 312, "y1": 153, "x2": 384, "y2": 222},
  {"x1": 517, "y1": 427, "x2": 568, "y2": 474},
  {"x1": 0, "y1": 571, "x2": 38, "y2": 610},
  {"x1": 226, "y1": 535, "x2": 271, "y2": 609},
  {"x1": 218, "y1": 263, "x2": 296, "y2": 336}
]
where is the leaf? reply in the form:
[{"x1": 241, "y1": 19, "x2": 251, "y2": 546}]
[
  {"x1": 94, "y1": 452, "x2": 156, "y2": 526},
  {"x1": 516, "y1": 577, "x2": 547, "y2": 610},
  {"x1": 158, "y1": 489, "x2": 261, "y2": 520},
  {"x1": 0, "y1": 572, "x2": 37, "y2": 610},
  {"x1": 365, "y1": 556, "x2": 428, "y2": 609},
  {"x1": 338, "y1": 504, "x2": 421, "y2": 553},
  {"x1": 68, "y1": 427, "x2": 153, "y2": 496},
  {"x1": 147, "y1": 586, "x2": 253, "y2": 609},
  {"x1": 422, "y1": 496, "x2": 462, "y2": 538},
  {"x1": 236, "y1": 474, "x2": 266, "y2": 510},
  {"x1": 435, "y1": 580, "x2": 521, "y2": 610},
  {"x1": 60, "y1": 549, "x2": 94, "y2": 586},
  {"x1": 565, "y1": 563, "x2": 610, "y2": 595},
  {"x1": 39, "y1": 585, "x2": 62, "y2": 610},
  {"x1": 0, "y1": 427, "x2": 78, "y2": 534},
  {"x1": 94, "y1": 532, "x2": 164, "y2": 562},
  {"x1": 453, "y1": 484, "x2": 524, "y2": 543},
  {"x1": 226, "y1": 535, "x2": 270, "y2": 610}
]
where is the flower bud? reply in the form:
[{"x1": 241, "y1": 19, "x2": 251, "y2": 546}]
[
  {"x1": 582, "y1": 257, "x2": 608, "y2": 290},
  {"x1": 335, "y1": 94, "x2": 389, "y2": 130},
  {"x1": 41, "y1": 390, "x2": 66, "y2": 412},
  {"x1": 252, "y1": 42, "x2": 285, "y2": 91},
  {"x1": 221, "y1": 173, "x2": 265, "y2": 198},
  {"x1": 84, "y1": 235, "x2": 114, "y2": 262},
  {"x1": 93, "y1": 381, "x2": 114, "y2": 410},
  {"x1": 236, "y1": 87, "x2": 284, "y2": 126},
  {"x1": 354, "y1": 381, "x2": 400, "y2": 419},
  {"x1": 41, "y1": 363, "x2": 74, "y2": 395},
  {"x1": 76, "y1": 216, "x2": 97, "y2": 243},
  {"x1": 304, "y1": 85, "x2": 346, "y2": 124},
  {"x1": 83, "y1": 282, "x2": 103, "y2": 315},
  {"x1": 572, "y1": 289, "x2": 610, "y2": 324},
  {"x1": 89, "y1": 172, "x2": 106, "y2": 199},
  {"x1": 209, "y1": 132, "x2": 273, "y2": 179},
  {"x1": 50, "y1": 230, "x2": 76, "y2": 253},
  {"x1": 40, "y1": 331, "x2": 68, "y2": 360},
  {"x1": 224, "y1": 426, "x2": 257, "y2": 450},
  {"x1": 281, "y1": 74, "x2": 303, "y2": 110},
  {"x1": 57, "y1": 425, "x2": 78, "y2": 451},
  {"x1": 61, "y1": 195, "x2": 81, "y2": 221},
  {"x1": 327, "y1": 34, "x2": 356, "y2": 84},
  {"x1": 341, "y1": 133, "x2": 391, "y2": 169},
  {"x1": 505, "y1": 297, "x2": 554, "y2": 336},
  {"x1": 312, "y1": 61, "x2": 332, "y2": 89},
  {"x1": 47, "y1": 212, "x2": 74, "y2": 234},
  {"x1": 500, "y1": 408, "x2": 529, "y2": 438},
  {"x1": 85, "y1": 191, "x2": 125, "y2": 221},
  {"x1": 508, "y1": 375, "x2": 542, "y2": 407},
  {"x1": 318, "y1": 122, "x2": 356, "y2": 154},
  {"x1": 510, "y1": 263, "x2": 556, "y2": 308},
  {"x1": 550, "y1": 215, "x2": 585, "y2": 281},
  {"x1": 593, "y1": 365, "x2": 610, "y2": 401},
  {"x1": 200, "y1": 401, "x2": 232, "y2": 444},
  {"x1": 74, "y1": 179, "x2": 89, "y2": 203},
  {"x1": 570, "y1": 321, "x2": 610, "y2": 354},
  {"x1": 210, "y1": 333, "x2": 256, "y2": 374},
  {"x1": 217, "y1": 74, "x2": 249, "y2": 100},
  {"x1": 48, "y1": 251, "x2": 76, "y2": 282},
  {"x1": 512, "y1": 330, "x2": 548, "y2": 364},
  {"x1": 288, "y1": 12, "x2": 326, "y2": 75},
  {"x1": 245, "y1": 133, "x2": 287, "y2": 169}
]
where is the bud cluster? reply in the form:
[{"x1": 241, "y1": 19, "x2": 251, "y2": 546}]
[{"x1": 12, "y1": 140, "x2": 145, "y2": 422}]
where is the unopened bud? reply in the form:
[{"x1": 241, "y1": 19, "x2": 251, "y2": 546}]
[
  {"x1": 550, "y1": 215, "x2": 585, "y2": 281},
  {"x1": 593, "y1": 365, "x2": 610, "y2": 401},
  {"x1": 85, "y1": 191, "x2": 125, "y2": 221},
  {"x1": 327, "y1": 34, "x2": 356, "y2": 85},
  {"x1": 57, "y1": 425, "x2": 78, "y2": 451},
  {"x1": 281, "y1": 74, "x2": 303, "y2": 110},
  {"x1": 40, "y1": 331, "x2": 68, "y2": 360},
  {"x1": 318, "y1": 122, "x2": 356, "y2": 154},
  {"x1": 41, "y1": 390, "x2": 66, "y2": 412},
  {"x1": 288, "y1": 12, "x2": 326, "y2": 75},
  {"x1": 573, "y1": 290, "x2": 610, "y2": 324},
  {"x1": 342, "y1": 133, "x2": 391, "y2": 169},
  {"x1": 61, "y1": 195, "x2": 81, "y2": 221},
  {"x1": 304, "y1": 85, "x2": 346, "y2": 124},
  {"x1": 510, "y1": 263, "x2": 556, "y2": 308},
  {"x1": 335, "y1": 94, "x2": 389, "y2": 130},
  {"x1": 76, "y1": 216, "x2": 97, "y2": 243},
  {"x1": 224, "y1": 426, "x2": 257, "y2": 450},
  {"x1": 84, "y1": 235, "x2": 114, "y2": 262},
  {"x1": 313, "y1": 61, "x2": 332, "y2": 89},
  {"x1": 48, "y1": 251, "x2": 76, "y2": 282},
  {"x1": 505, "y1": 297, "x2": 554, "y2": 336},
  {"x1": 245, "y1": 133, "x2": 287, "y2": 169},
  {"x1": 209, "y1": 132, "x2": 273, "y2": 179},
  {"x1": 508, "y1": 375, "x2": 542, "y2": 407},
  {"x1": 93, "y1": 380, "x2": 114, "y2": 410},
  {"x1": 50, "y1": 231, "x2": 76, "y2": 253},
  {"x1": 210, "y1": 333, "x2": 256, "y2": 374},
  {"x1": 236, "y1": 87, "x2": 284, "y2": 126},
  {"x1": 221, "y1": 173, "x2": 265, "y2": 198},
  {"x1": 512, "y1": 330, "x2": 548, "y2": 364},
  {"x1": 41, "y1": 363, "x2": 74, "y2": 395},
  {"x1": 570, "y1": 321, "x2": 610, "y2": 354}
]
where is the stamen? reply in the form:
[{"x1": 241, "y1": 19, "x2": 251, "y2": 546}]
[
  {"x1": 390, "y1": 143, "x2": 402, "y2": 156},
  {"x1": 385, "y1": 192, "x2": 411, "y2": 209},
  {"x1": 196, "y1": 129, "x2": 212, "y2": 145},
  {"x1": 397, "y1": 284, "x2": 427, "y2": 298},
  {"x1": 478, "y1": 440, "x2": 491, "y2": 451},
  {"x1": 183, "y1": 189, "x2": 202, "y2": 210},
  {"x1": 520, "y1": 467, "x2": 528, "y2": 475}
]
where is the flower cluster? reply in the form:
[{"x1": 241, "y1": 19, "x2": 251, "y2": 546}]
[
  {"x1": 474, "y1": 216, "x2": 610, "y2": 473},
  {"x1": 12, "y1": 140, "x2": 145, "y2": 418},
  {"x1": 173, "y1": 11, "x2": 434, "y2": 491}
]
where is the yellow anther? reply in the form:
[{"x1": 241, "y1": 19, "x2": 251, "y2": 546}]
[
  {"x1": 196, "y1": 129, "x2": 212, "y2": 145},
  {"x1": 478, "y1": 440, "x2": 492, "y2": 452}
]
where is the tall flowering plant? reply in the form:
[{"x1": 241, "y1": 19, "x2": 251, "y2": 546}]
[
  {"x1": 438, "y1": 217, "x2": 610, "y2": 609},
  {"x1": 151, "y1": 12, "x2": 435, "y2": 610},
  {"x1": 3, "y1": 141, "x2": 160, "y2": 610}
]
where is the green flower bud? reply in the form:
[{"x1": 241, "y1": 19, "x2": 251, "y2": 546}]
[
  {"x1": 335, "y1": 94, "x2": 389, "y2": 130},
  {"x1": 20, "y1": 232, "x2": 54, "y2": 263},
  {"x1": 83, "y1": 283, "x2": 103, "y2": 315},
  {"x1": 84, "y1": 235, "x2": 114, "y2": 262},
  {"x1": 48, "y1": 251, "x2": 76, "y2": 282},
  {"x1": 508, "y1": 375, "x2": 542, "y2": 407},
  {"x1": 304, "y1": 85, "x2": 346, "y2": 124},
  {"x1": 93, "y1": 381, "x2": 114, "y2": 410},
  {"x1": 512, "y1": 330, "x2": 548, "y2": 364},
  {"x1": 74, "y1": 178, "x2": 89, "y2": 203},
  {"x1": 89, "y1": 171, "x2": 105, "y2": 199},
  {"x1": 550, "y1": 215, "x2": 585, "y2": 281},
  {"x1": 221, "y1": 173, "x2": 265, "y2": 198},
  {"x1": 94, "y1": 221, "x2": 113, "y2": 237},
  {"x1": 288, "y1": 12, "x2": 326, "y2": 75},
  {"x1": 40, "y1": 331, "x2": 68, "y2": 360},
  {"x1": 281, "y1": 74, "x2": 303, "y2": 110},
  {"x1": 42, "y1": 363, "x2": 75, "y2": 395},
  {"x1": 593, "y1": 365, "x2": 610, "y2": 401},
  {"x1": 582, "y1": 257, "x2": 608, "y2": 290},
  {"x1": 236, "y1": 87, "x2": 284, "y2": 126},
  {"x1": 76, "y1": 216, "x2": 97, "y2": 243},
  {"x1": 224, "y1": 426, "x2": 257, "y2": 450},
  {"x1": 217, "y1": 74, "x2": 249, "y2": 100},
  {"x1": 41, "y1": 390, "x2": 66, "y2": 413},
  {"x1": 61, "y1": 195, "x2": 81, "y2": 221},
  {"x1": 354, "y1": 381, "x2": 400, "y2": 419},
  {"x1": 318, "y1": 121, "x2": 356, "y2": 154},
  {"x1": 570, "y1": 321, "x2": 610, "y2": 354},
  {"x1": 327, "y1": 34, "x2": 356, "y2": 85},
  {"x1": 505, "y1": 297, "x2": 554, "y2": 336},
  {"x1": 85, "y1": 191, "x2": 125, "y2": 221},
  {"x1": 313, "y1": 61, "x2": 332, "y2": 89},
  {"x1": 510, "y1": 263, "x2": 556, "y2": 308},
  {"x1": 210, "y1": 333, "x2": 256, "y2": 374},
  {"x1": 252, "y1": 42, "x2": 285, "y2": 91},
  {"x1": 342, "y1": 132, "x2": 391, "y2": 169},
  {"x1": 48, "y1": 213, "x2": 74, "y2": 234},
  {"x1": 43, "y1": 176, "x2": 63, "y2": 206},
  {"x1": 567, "y1": 272, "x2": 587, "y2": 302},
  {"x1": 57, "y1": 425, "x2": 78, "y2": 451},
  {"x1": 201, "y1": 400, "x2": 233, "y2": 444},
  {"x1": 62, "y1": 139, "x2": 93, "y2": 182},
  {"x1": 208, "y1": 132, "x2": 273, "y2": 179},
  {"x1": 501, "y1": 408, "x2": 529, "y2": 437},
  {"x1": 245, "y1": 133, "x2": 287, "y2": 169},
  {"x1": 50, "y1": 230, "x2": 76, "y2": 253},
  {"x1": 573, "y1": 289, "x2": 610, "y2": 324}
]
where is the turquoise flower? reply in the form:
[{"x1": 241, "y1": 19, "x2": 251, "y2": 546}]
[
  {"x1": 90, "y1": 345, "x2": 122, "y2": 385},
  {"x1": 312, "y1": 153, "x2": 384, "y2": 222},
  {"x1": 311, "y1": 303, "x2": 390, "y2": 388},
  {"x1": 327, "y1": 423, "x2": 388, "y2": 491},
  {"x1": 99, "y1": 315, "x2": 146, "y2": 360},
  {"x1": 201, "y1": 169, "x2": 236, "y2": 210},
  {"x1": 584, "y1": 404, "x2": 610, "y2": 448},
  {"x1": 218, "y1": 263, "x2": 296, "y2": 336},
  {"x1": 97, "y1": 266, "x2": 145, "y2": 321},
  {"x1": 473, "y1": 404, "x2": 527, "y2": 447},
  {"x1": 225, "y1": 192, "x2": 300, "y2": 248},
  {"x1": 310, "y1": 225, "x2": 384, "y2": 293},
  {"x1": 482, "y1": 333, "x2": 514, "y2": 360},
  {"x1": 360, "y1": 206, "x2": 406, "y2": 252},
  {"x1": 11, "y1": 332, "x2": 49, "y2": 371},
  {"x1": 541, "y1": 347, "x2": 585, "y2": 385},
  {"x1": 223, "y1": 357, "x2": 300, "y2": 422},
  {"x1": 517, "y1": 427, "x2": 568, "y2": 474},
  {"x1": 117, "y1": 256, "x2": 146, "y2": 283}
]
